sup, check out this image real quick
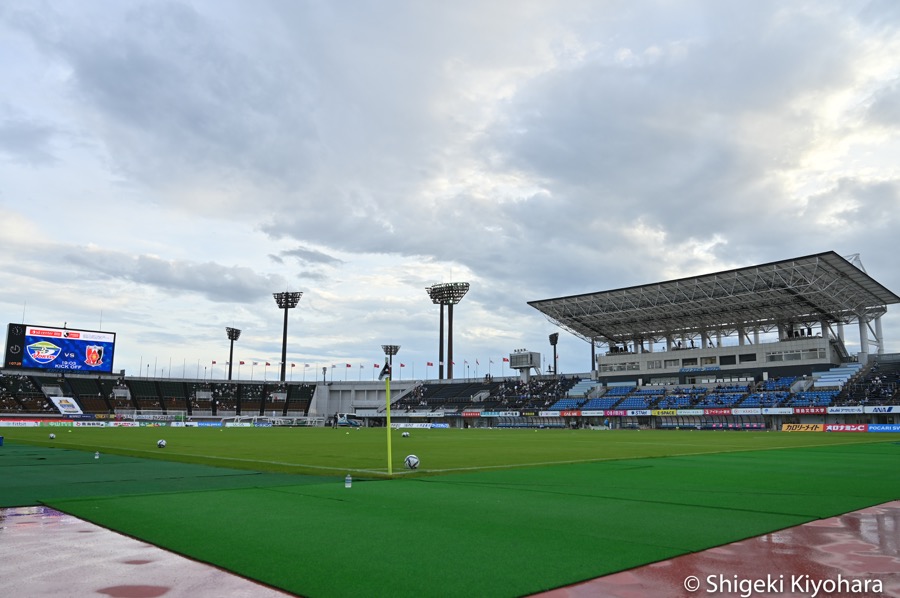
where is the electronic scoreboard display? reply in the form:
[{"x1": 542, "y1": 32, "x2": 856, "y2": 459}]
[{"x1": 4, "y1": 323, "x2": 117, "y2": 374}]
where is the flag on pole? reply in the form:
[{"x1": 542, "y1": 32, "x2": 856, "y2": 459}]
[
  {"x1": 502, "y1": 357, "x2": 509, "y2": 363},
  {"x1": 239, "y1": 361, "x2": 245, "y2": 365},
  {"x1": 400, "y1": 363, "x2": 405, "y2": 368},
  {"x1": 427, "y1": 361, "x2": 433, "y2": 366},
  {"x1": 266, "y1": 362, "x2": 271, "y2": 366},
  {"x1": 346, "y1": 363, "x2": 352, "y2": 368},
  {"x1": 212, "y1": 360, "x2": 217, "y2": 364},
  {"x1": 291, "y1": 363, "x2": 296, "y2": 367},
  {"x1": 253, "y1": 362, "x2": 259, "y2": 366}
]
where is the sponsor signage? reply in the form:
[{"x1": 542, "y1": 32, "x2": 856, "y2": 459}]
[
  {"x1": 580, "y1": 410, "x2": 605, "y2": 416},
  {"x1": 520, "y1": 410, "x2": 538, "y2": 417},
  {"x1": 652, "y1": 409, "x2": 677, "y2": 416},
  {"x1": 782, "y1": 423, "x2": 824, "y2": 432},
  {"x1": 0, "y1": 420, "x2": 42, "y2": 427},
  {"x1": 704, "y1": 408, "x2": 731, "y2": 416},
  {"x1": 762, "y1": 407, "x2": 793, "y2": 415},
  {"x1": 560, "y1": 410, "x2": 581, "y2": 417},
  {"x1": 604, "y1": 410, "x2": 627, "y2": 416},
  {"x1": 679, "y1": 366, "x2": 721, "y2": 373},
  {"x1": 430, "y1": 423, "x2": 450, "y2": 428},
  {"x1": 732, "y1": 408, "x2": 761, "y2": 415},
  {"x1": 677, "y1": 409, "x2": 704, "y2": 416},
  {"x1": 868, "y1": 424, "x2": 900, "y2": 433},
  {"x1": 197, "y1": 421, "x2": 223, "y2": 427},
  {"x1": 109, "y1": 421, "x2": 139, "y2": 427},
  {"x1": 540, "y1": 411, "x2": 561, "y2": 417},
  {"x1": 134, "y1": 413, "x2": 182, "y2": 421},
  {"x1": 627, "y1": 409, "x2": 651, "y2": 416},
  {"x1": 73, "y1": 421, "x2": 105, "y2": 427},
  {"x1": 864, "y1": 406, "x2": 898, "y2": 414},
  {"x1": 461, "y1": 411, "x2": 481, "y2": 418},
  {"x1": 827, "y1": 406, "x2": 864, "y2": 414},
  {"x1": 793, "y1": 407, "x2": 826, "y2": 415},
  {"x1": 824, "y1": 424, "x2": 867, "y2": 432}
]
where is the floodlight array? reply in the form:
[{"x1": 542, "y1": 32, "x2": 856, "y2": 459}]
[
  {"x1": 426, "y1": 282, "x2": 470, "y2": 305},
  {"x1": 273, "y1": 291, "x2": 303, "y2": 309}
]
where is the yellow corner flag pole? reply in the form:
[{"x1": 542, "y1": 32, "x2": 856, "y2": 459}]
[{"x1": 385, "y1": 375, "x2": 393, "y2": 476}]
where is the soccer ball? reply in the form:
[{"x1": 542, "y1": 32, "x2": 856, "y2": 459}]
[
  {"x1": 49, "y1": 433, "x2": 56, "y2": 440},
  {"x1": 404, "y1": 454, "x2": 420, "y2": 470},
  {"x1": 401, "y1": 431, "x2": 410, "y2": 438},
  {"x1": 157, "y1": 439, "x2": 167, "y2": 448}
]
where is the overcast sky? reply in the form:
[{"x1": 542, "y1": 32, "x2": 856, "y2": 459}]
[{"x1": 2, "y1": 0, "x2": 899, "y2": 382}]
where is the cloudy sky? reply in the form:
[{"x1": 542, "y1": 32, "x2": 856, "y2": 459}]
[{"x1": 2, "y1": 0, "x2": 899, "y2": 382}]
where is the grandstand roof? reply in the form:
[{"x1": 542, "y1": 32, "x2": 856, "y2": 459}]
[{"x1": 528, "y1": 251, "x2": 900, "y2": 344}]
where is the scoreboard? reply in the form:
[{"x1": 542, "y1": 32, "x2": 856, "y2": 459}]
[{"x1": 4, "y1": 323, "x2": 117, "y2": 374}]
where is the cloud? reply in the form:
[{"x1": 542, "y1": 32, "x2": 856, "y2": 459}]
[
  {"x1": 62, "y1": 246, "x2": 286, "y2": 303},
  {"x1": 2, "y1": 1, "x2": 900, "y2": 375},
  {"x1": 0, "y1": 110, "x2": 60, "y2": 165},
  {"x1": 280, "y1": 246, "x2": 345, "y2": 267}
]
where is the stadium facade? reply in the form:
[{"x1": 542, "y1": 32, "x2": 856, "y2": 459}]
[{"x1": 2, "y1": 251, "x2": 900, "y2": 432}]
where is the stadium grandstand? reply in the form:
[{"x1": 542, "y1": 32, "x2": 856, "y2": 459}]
[{"x1": 2, "y1": 251, "x2": 900, "y2": 431}]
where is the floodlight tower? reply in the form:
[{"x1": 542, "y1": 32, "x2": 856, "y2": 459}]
[
  {"x1": 426, "y1": 282, "x2": 470, "y2": 379},
  {"x1": 382, "y1": 344, "x2": 400, "y2": 372},
  {"x1": 225, "y1": 327, "x2": 241, "y2": 381},
  {"x1": 273, "y1": 291, "x2": 303, "y2": 382},
  {"x1": 549, "y1": 332, "x2": 559, "y2": 377}
]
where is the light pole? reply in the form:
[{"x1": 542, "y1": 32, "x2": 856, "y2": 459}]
[
  {"x1": 549, "y1": 332, "x2": 559, "y2": 377},
  {"x1": 273, "y1": 291, "x2": 303, "y2": 382},
  {"x1": 226, "y1": 327, "x2": 241, "y2": 381},
  {"x1": 426, "y1": 282, "x2": 469, "y2": 379}
]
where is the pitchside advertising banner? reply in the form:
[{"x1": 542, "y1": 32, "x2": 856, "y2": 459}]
[
  {"x1": 4, "y1": 323, "x2": 117, "y2": 374},
  {"x1": 782, "y1": 423, "x2": 900, "y2": 432}
]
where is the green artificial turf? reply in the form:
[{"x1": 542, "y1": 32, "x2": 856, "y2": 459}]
[
  {"x1": 0, "y1": 443, "x2": 331, "y2": 507},
  {"x1": 2, "y1": 425, "x2": 895, "y2": 475},
  {"x1": 3, "y1": 429, "x2": 899, "y2": 597}
]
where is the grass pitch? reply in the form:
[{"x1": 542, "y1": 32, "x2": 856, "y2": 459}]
[
  {"x1": 2, "y1": 428, "x2": 898, "y2": 597},
  {"x1": 2, "y1": 425, "x2": 893, "y2": 476}
]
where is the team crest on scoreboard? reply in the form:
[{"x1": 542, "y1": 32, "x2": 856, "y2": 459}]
[
  {"x1": 85, "y1": 345, "x2": 105, "y2": 367},
  {"x1": 26, "y1": 340, "x2": 61, "y2": 364}
]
